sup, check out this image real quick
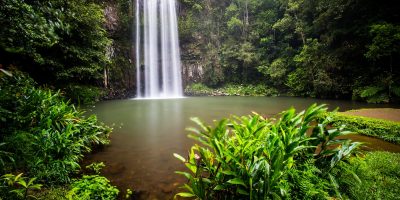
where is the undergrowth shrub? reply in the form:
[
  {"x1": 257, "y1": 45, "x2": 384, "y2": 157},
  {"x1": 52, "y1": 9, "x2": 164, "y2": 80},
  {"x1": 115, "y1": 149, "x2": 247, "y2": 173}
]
[
  {"x1": 185, "y1": 83, "x2": 279, "y2": 96},
  {"x1": 185, "y1": 83, "x2": 213, "y2": 96},
  {"x1": 221, "y1": 84, "x2": 278, "y2": 96},
  {"x1": 67, "y1": 175, "x2": 119, "y2": 200},
  {"x1": 0, "y1": 173, "x2": 42, "y2": 199},
  {"x1": 34, "y1": 187, "x2": 69, "y2": 200},
  {"x1": 0, "y1": 71, "x2": 111, "y2": 186},
  {"x1": 352, "y1": 85, "x2": 400, "y2": 103},
  {"x1": 64, "y1": 84, "x2": 104, "y2": 105},
  {"x1": 174, "y1": 104, "x2": 362, "y2": 199}
]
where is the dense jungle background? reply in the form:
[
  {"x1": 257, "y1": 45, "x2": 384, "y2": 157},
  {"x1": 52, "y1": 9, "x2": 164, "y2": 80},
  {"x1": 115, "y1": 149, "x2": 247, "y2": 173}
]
[{"x1": 1, "y1": 0, "x2": 399, "y2": 103}]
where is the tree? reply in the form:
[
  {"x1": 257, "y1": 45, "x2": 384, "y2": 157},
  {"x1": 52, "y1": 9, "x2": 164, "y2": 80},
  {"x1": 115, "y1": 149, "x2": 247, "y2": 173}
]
[{"x1": 0, "y1": 0, "x2": 111, "y2": 86}]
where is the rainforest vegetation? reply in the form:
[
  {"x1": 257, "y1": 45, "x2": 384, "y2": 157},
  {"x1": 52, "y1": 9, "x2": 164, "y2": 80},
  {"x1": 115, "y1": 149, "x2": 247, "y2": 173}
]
[
  {"x1": 179, "y1": 0, "x2": 400, "y2": 103},
  {"x1": 0, "y1": 0, "x2": 400, "y2": 199},
  {"x1": 174, "y1": 105, "x2": 400, "y2": 199},
  {"x1": 0, "y1": 0, "x2": 126, "y2": 199},
  {"x1": 1, "y1": 0, "x2": 399, "y2": 103}
]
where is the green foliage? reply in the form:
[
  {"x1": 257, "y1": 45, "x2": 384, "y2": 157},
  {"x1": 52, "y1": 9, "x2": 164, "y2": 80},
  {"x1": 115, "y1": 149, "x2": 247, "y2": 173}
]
[
  {"x1": 287, "y1": 163, "x2": 331, "y2": 199},
  {"x1": 353, "y1": 82, "x2": 400, "y2": 104},
  {"x1": 33, "y1": 187, "x2": 68, "y2": 200},
  {"x1": 353, "y1": 22, "x2": 400, "y2": 103},
  {"x1": 219, "y1": 84, "x2": 278, "y2": 96},
  {"x1": 288, "y1": 39, "x2": 341, "y2": 98},
  {"x1": 64, "y1": 84, "x2": 104, "y2": 105},
  {"x1": 0, "y1": 173, "x2": 42, "y2": 200},
  {"x1": 257, "y1": 58, "x2": 288, "y2": 86},
  {"x1": 0, "y1": 0, "x2": 60, "y2": 60},
  {"x1": 0, "y1": 71, "x2": 111, "y2": 185},
  {"x1": 330, "y1": 112, "x2": 400, "y2": 144},
  {"x1": 227, "y1": 17, "x2": 243, "y2": 33},
  {"x1": 360, "y1": 86, "x2": 389, "y2": 103},
  {"x1": 185, "y1": 83, "x2": 213, "y2": 96},
  {"x1": 0, "y1": 142, "x2": 14, "y2": 174},
  {"x1": 0, "y1": 0, "x2": 110, "y2": 85},
  {"x1": 174, "y1": 104, "x2": 361, "y2": 199},
  {"x1": 185, "y1": 83, "x2": 278, "y2": 96},
  {"x1": 340, "y1": 152, "x2": 400, "y2": 199},
  {"x1": 86, "y1": 162, "x2": 106, "y2": 175},
  {"x1": 67, "y1": 175, "x2": 119, "y2": 200},
  {"x1": 179, "y1": 0, "x2": 400, "y2": 103},
  {"x1": 125, "y1": 188, "x2": 133, "y2": 199},
  {"x1": 365, "y1": 23, "x2": 400, "y2": 61}
]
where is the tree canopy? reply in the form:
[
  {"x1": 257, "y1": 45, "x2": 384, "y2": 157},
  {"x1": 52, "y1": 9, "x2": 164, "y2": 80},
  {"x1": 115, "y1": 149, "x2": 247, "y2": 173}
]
[
  {"x1": 179, "y1": 0, "x2": 400, "y2": 102},
  {"x1": 0, "y1": 0, "x2": 110, "y2": 85}
]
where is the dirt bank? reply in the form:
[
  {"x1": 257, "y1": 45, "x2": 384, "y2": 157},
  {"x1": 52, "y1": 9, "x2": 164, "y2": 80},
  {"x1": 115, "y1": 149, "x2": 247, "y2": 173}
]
[{"x1": 341, "y1": 108, "x2": 400, "y2": 122}]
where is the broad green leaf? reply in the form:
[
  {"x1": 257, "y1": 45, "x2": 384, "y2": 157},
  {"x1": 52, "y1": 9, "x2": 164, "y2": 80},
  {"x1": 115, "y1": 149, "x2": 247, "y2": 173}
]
[
  {"x1": 227, "y1": 178, "x2": 247, "y2": 187},
  {"x1": 214, "y1": 185, "x2": 226, "y2": 190},
  {"x1": 175, "y1": 192, "x2": 195, "y2": 197}
]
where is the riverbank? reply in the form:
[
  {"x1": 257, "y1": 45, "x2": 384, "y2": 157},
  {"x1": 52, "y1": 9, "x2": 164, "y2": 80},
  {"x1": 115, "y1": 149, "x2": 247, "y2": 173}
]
[
  {"x1": 331, "y1": 108, "x2": 400, "y2": 144},
  {"x1": 184, "y1": 83, "x2": 279, "y2": 96},
  {"x1": 341, "y1": 108, "x2": 400, "y2": 122},
  {"x1": 341, "y1": 109, "x2": 400, "y2": 199}
]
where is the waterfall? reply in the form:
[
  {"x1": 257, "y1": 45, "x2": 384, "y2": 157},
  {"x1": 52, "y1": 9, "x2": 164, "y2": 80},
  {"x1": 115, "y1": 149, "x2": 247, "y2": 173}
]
[
  {"x1": 135, "y1": 0, "x2": 141, "y2": 97},
  {"x1": 135, "y1": 0, "x2": 183, "y2": 99}
]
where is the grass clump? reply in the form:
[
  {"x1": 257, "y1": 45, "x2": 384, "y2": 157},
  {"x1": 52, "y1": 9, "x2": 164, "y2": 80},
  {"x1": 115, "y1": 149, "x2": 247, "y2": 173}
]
[
  {"x1": 340, "y1": 151, "x2": 400, "y2": 199},
  {"x1": 330, "y1": 113, "x2": 400, "y2": 144}
]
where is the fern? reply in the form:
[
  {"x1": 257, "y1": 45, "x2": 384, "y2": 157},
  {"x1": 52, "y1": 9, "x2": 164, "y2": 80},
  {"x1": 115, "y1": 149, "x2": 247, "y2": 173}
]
[
  {"x1": 392, "y1": 85, "x2": 400, "y2": 97},
  {"x1": 360, "y1": 86, "x2": 382, "y2": 98}
]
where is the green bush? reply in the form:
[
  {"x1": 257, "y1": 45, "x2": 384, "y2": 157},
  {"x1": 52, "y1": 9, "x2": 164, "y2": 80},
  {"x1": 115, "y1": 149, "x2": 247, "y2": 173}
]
[
  {"x1": 67, "y1": 175, "x2": 119, "y2": 200},
  {"x1": 185, "y1": 83, "x2": 279, "y2": 96},
  {"x1": 174, "y1": 104, "x2": 361, "y2": 199},
  {"x1": 220, "y1": 84, "x2": 279, "y2": 96},
  {"x1": 86, "y1": 162, "x2": 106, "y2": 175},
  {"x1": 0, "y1": 71, "x2": 111, "y2": 185},
  {"x1": 340, "y1": 152, "x2": 400, "y2": 199},
  {"x1": 185, "y1": 83, "x2": 213, "y2": 96},
  {"x1": 63, "y1": 84, "x2": 104, "y2": 105},
  {"x1": 330, "y1": 113, "x2": 400, "y2": 144},
  {"x1": 0, "y1": 173, "x2": 42, "y2": 200}
]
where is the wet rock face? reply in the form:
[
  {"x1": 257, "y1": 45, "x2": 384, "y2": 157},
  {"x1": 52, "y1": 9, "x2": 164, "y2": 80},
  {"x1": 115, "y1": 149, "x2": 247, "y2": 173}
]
[
  {"x1": 101, "y1": 2, "x2": 137, "y2": 98},
  {"x1": 104, "y1": 5, "x2": 119, "y2": 33},
  {"x1": 182, "y1": 60, "x2": 205, "y2": 86}
]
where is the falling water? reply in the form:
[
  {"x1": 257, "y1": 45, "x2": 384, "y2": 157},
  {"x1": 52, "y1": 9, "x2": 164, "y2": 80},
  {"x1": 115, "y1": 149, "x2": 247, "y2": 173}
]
[
  {"x1": 135, "y1": 0, "x2": 141, "y2": 97},
  {"x1": 136, "y1": 0, "x2": 183, "y2": 98}
]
